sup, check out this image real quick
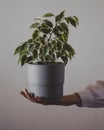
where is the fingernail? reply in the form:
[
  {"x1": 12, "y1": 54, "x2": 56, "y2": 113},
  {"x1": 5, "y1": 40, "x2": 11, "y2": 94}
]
[
  {"x1": 32, "y1": 93, "x2": 35, "y2": 98},
  {"x1": 25, "y1": 88, "x2": 27, "y2": 92},
  {"x1": 30, "y1": 92, "x2": 35, "y2": 98}
]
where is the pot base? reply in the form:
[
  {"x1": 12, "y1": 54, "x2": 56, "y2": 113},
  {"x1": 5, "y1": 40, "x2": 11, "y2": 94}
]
[{"x1": 29, "y1": 83, "x2": 63, "y2": 99}]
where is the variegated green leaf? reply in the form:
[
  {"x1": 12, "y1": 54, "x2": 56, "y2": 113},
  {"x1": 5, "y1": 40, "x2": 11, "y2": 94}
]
[
  {"x1": 14, "y1": 45, "x2": 22, "y2": 55},
  {"x1": 32, "y1": 30, "x2": 39, "y2": 40},
  {"x1": 30, "y1": 22, "x2": 40, "y2": 28},
  {"x1": 60, "y1": 22, "x2": 69, "y2": 33},
  {"x1": 18, "y1": 55, "x2": 27, "y2": 66},
  {"x1": 66, "y1": 16, "x2": 79, "y2": 27},
  {"x1": 43, "y1": 13, "x2": 54, "y2": 17},
  {"x1": 43, "y1": 19, "x2": 53, "y2": 28}
]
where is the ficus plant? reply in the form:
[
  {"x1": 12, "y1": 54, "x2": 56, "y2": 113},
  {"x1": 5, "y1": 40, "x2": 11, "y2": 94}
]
[{"x1": 14, "y1": 10, "x2": 79, "y2": 66}]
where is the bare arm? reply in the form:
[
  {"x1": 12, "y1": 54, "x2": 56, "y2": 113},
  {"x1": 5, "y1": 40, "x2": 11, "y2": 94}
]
[
  {"x1": 20, "y1": 80, "x2": 104, "y2": 108},
  {"x1": 20, "y1": 88, "x2": 81, "y2": 106}
]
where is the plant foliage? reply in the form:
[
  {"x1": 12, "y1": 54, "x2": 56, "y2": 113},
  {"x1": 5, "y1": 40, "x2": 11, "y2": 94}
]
[{"x1": 14, "y1": 10, "x2": 79, "y2": 66}]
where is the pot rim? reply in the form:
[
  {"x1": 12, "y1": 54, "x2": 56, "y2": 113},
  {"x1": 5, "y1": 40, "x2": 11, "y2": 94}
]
[{"x1": 28, "y1": 62, "x2": 65, "y2": 66}]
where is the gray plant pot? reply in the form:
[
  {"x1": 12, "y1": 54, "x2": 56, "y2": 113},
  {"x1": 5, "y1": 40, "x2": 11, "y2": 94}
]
[{"x1": 27, "y1": 63, "x2": 65, "y2": 99}]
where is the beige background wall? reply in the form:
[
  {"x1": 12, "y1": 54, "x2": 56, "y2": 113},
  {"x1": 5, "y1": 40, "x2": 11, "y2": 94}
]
[{"x1": 0, "y1": 0, "x2": 104, "y2": 130}]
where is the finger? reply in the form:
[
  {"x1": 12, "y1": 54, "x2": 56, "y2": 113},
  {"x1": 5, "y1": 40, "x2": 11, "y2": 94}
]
[
  {"x1": 20, "y1": 90, "x2": 28, "y2": 98},
  {"x1": 24, "y1": 88, "x2": 36, "y2": 101},
  {"x1": 24, "y1": 89, "x2": 33, "y2": 100},
  {"x1": 34, "y1": 96, "x2": 43, "y2": 103},
  {"x1": 25, "y1": 88, "x2": 30, "y2": 97},
  {"x1": 20, "y1": 90, "x2": 32, "y2": 101},
  {"x1": 20, "y1": 89, "x2": 42, "y2": 103},
  {"x1": 30, "y1": 92, "x2": 35, "y2": 99},
  {"x1": 20, "y1": 89, "x2": 35, "y2": 102},
  {"x1": 33, "y1": 96, "x2": 45, "y2": 104}
]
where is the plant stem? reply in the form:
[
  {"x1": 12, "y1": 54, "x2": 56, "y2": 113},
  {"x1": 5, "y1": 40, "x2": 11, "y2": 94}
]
[{"x1": 47, "y1": 31, "x2": 52, "y2": 43}]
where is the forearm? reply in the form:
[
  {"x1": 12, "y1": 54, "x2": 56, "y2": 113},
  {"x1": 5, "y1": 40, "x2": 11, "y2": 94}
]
[{"x1": 58, "y1": 93, "x2": 82, "y2": 106}]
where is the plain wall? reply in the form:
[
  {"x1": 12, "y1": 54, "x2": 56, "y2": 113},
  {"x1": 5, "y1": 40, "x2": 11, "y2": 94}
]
[{"x1": 0, "y1": 0, "x2": 104, "y2": 130}]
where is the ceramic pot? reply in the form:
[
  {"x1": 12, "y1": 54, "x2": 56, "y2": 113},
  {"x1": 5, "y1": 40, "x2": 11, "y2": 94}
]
[{"x1": 28, "y1": 63, "x2": 65, "y2": 99}]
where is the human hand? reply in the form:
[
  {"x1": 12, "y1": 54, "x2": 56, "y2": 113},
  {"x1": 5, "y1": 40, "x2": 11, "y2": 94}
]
[{"x1": 20, "y1": 88, "x2": 81, "y2": 106}]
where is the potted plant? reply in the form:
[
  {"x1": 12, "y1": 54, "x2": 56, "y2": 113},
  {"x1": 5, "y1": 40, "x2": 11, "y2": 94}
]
[{"x1": 14, "y1": 10, "x2": 79, "y2": 99}]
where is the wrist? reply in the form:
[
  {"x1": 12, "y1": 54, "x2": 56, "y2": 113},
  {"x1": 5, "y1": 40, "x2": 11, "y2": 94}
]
[{"x1": 72, "y1": 93, "x2": 82, "y2": 106}]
